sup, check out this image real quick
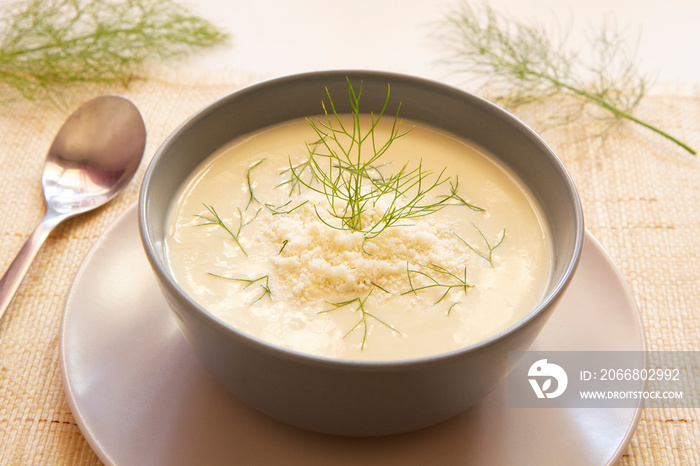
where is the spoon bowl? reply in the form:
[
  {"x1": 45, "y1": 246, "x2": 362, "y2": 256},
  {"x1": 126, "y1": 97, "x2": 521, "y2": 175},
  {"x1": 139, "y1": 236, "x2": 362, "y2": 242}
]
[{"x1": 0, "y1": 95, "x2": 146, "y2": 320}]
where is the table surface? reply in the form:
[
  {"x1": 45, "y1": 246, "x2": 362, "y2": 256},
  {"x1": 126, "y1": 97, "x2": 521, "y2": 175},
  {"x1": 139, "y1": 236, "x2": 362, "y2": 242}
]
[{"x1": 0, "y1": 0, "x2": 698, "y2": 464}]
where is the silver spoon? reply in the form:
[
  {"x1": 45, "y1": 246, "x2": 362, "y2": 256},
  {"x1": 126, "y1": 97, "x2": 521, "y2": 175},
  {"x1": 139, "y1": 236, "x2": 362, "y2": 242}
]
[{"x1": 0, "y1": 95, "x2": 146, "y2": 321}]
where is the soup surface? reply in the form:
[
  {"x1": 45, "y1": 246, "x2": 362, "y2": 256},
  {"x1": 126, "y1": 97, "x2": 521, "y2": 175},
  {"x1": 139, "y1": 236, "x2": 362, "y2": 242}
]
[{"x1": 166, "y1": 115, "x2": 552, "y2": 361}]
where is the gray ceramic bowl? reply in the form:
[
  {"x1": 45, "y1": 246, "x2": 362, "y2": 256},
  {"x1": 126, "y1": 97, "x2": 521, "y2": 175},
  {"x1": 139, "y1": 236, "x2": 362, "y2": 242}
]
[{"x1": 139, "y1": 70, "x2": 584, "y2": 436}]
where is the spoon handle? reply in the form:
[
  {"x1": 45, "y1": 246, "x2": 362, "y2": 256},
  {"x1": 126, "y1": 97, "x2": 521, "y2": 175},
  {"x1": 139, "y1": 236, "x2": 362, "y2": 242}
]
[{"x1": 0, "y1": 212, "x2": 65, "y2": 322}]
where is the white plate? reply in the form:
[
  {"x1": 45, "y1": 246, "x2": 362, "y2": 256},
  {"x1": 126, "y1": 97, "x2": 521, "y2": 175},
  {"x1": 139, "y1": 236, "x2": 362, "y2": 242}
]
[{"x1": 60, "y1": 204, "x2": 645, "y2": 466}]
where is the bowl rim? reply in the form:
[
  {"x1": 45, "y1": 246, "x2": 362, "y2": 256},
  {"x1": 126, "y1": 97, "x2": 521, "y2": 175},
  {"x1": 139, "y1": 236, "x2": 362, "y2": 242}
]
[{"x1": 138, "y1": 69, "x2": 585, "y2": 370}]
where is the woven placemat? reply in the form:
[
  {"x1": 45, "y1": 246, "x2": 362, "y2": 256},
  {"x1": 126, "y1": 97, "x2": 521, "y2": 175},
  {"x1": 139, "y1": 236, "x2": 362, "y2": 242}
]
[{"x1": 0, "y1": 73, "x2": 698, "y2": 464}]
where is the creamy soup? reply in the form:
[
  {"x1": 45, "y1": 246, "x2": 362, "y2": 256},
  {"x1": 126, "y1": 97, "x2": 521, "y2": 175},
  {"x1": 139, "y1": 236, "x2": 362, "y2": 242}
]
[{"x1": 166, "y1": 115, "x2": 552, "y2": 361}]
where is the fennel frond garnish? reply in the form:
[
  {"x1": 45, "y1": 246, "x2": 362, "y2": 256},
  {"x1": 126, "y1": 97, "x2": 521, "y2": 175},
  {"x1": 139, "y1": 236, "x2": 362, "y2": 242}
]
[
  {"x1": 321, "y1": 289, "x2": 401, "y2": 350},
  {"x1": 288, "y1": 78, "x2": 455, "y2": 239},
  {"x1": 246, "y1": 159, "x2": 265, "y2": 209},
  {"x1": 403, "y1": 261, "x2": 473, "y2": 305},
  {"x1": 195, "y1": 204, "x2": 258, "y2": 257},
  {"x1": 208, "y1": 274, "x2": 272, "y2": 305},
  {"x1": 453, "y1": 226, "x2": 506, "y2": 267},
  {"x1": 0, "y1": 0, "x2": 229, "y2": 104},
  {"x1": 436, "y1": 1, "x2": 695, "y2": 155}
]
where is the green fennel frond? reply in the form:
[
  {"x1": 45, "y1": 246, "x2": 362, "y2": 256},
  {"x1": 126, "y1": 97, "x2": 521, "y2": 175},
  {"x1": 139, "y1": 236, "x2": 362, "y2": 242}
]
[
  {"x1": 321, "y1": 290, "x2": 400, "y2": 350},
  {"x1": 208, "y1": 273, "x2": 272, "y2": 304},
  {"x1": 402, "y1": 261, "x2": 473, "y2": 304},
  {"x1": 286, "y1": 78, "x2": 457, "y2": 239},
  {"x1": 453, "y1": 226, "x2": 506, "y2": 267},
  {"x1": 195, "y1": 204, "x2": 258, "y2": 257},
  {"x1": 436, "y1": 1, "x2": 695, "y2": 155},
  {"x1": 0, "y1": 0, "x2": 229, "y2": 104}
]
